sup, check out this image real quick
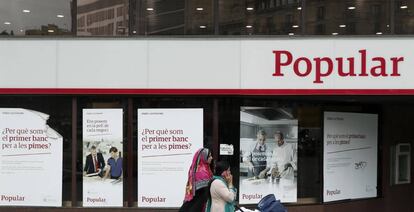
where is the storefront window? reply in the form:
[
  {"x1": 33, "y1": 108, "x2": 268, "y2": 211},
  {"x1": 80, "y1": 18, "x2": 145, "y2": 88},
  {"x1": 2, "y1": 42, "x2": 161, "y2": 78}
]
[
  {"x1": 217, "y1": 96, "x2": 387, "y2": 204},
  {"x1": 76, "y1": 96, "x2": 128, "y2": 205},
  {"x1": 77, "y1": 0, "x2": 129, "y2": 36},
  {"x1": 219, "y1": 0, "x2": 302, "y2": 35},
  {"x1": 0, "y1": 96, "x2": 72, "y2": 203},
  {"x1": 220, "y1": 97, "x2": 324, "y2": 203},
  {"x1": 1, "y1": 0, "x2": 414, "y2": 37},
  {"x1": 4, "y1": 94, "x2": 414, "y2": 209},
  {"x1": 0, "y1": 0, "x2": 73, "y2": 36},
  {"x1": 133, "y1": 97, "x2": 215, "y2": 206},
  {"x1": 305, "y1": 0, "x2": 391, "y2": 35},
  {"x1": 130, "y1": 0, "x2": 214, "y2": 35},
  {"x1": 394, "y1": 0, "x2": 414, "y2": 34}
]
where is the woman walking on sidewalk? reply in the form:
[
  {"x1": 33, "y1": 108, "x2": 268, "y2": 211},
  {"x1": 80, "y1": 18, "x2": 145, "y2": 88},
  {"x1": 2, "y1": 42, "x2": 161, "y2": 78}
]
[{"x1": 179, "y1": 148, "x2": 213, "y2": 212}]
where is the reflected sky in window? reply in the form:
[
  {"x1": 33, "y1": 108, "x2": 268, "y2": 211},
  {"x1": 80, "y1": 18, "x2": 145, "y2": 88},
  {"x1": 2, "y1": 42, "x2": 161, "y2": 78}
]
[{"x1": 0, "y1": 0, "x2": 72, "y2": 36}]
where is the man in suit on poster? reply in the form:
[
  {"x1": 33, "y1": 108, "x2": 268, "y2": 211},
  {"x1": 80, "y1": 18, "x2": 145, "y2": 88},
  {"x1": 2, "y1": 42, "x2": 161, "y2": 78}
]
[{"x1": 84, "y1": 145, "x2": 105, "y2": 177}]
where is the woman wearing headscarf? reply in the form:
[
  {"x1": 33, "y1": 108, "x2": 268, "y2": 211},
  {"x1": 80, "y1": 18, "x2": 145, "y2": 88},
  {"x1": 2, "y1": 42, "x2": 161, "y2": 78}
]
[
  {"x1": 179, "y1": 148, "x2": 213, "y2": 212},
  {"x1": 206, "y1": 161, "x2": 237, "y2": 212}
]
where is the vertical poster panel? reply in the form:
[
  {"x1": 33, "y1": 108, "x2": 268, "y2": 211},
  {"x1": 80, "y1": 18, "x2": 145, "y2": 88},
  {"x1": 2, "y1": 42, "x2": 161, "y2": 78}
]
[
  {"x1": 323, "y1": 112, "x2": 378, "y2": 202},
  {"x1": 239, "y1": 107, "x2": 298, "y2": 204},
  {"x1": 0, "y1": 108, "x2": 62, "y2": 206},
  {"x1": 137, "y1": 108, "x2": 203, "y2": 208},
  {"x1": 82, "y1": 109, "x2": 123, "y2": 207}
]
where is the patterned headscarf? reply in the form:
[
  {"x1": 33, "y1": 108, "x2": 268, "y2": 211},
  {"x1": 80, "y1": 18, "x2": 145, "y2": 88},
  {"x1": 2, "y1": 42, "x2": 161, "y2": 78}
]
[{"x1": 184, "y1": 148, "x2": 213, "y2": 202}]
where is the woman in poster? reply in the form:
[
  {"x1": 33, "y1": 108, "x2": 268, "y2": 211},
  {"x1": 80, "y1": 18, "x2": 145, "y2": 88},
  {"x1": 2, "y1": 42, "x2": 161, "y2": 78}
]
[{"x1": 179, "y1": 148, "x2": 213, "y2": 212}]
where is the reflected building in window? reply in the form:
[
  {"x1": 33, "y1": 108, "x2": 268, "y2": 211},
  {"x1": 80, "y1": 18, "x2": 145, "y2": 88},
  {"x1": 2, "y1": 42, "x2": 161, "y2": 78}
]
[
  {"x1": 143, "y1": 0, "x2": 185, "y2": 35},
  {"x1": 25, "y1": 24, "x2": 72, "y2": 36},
  {"x1": 395, "y1": 0, "x2": 414, "y2": 34},
  {"x1": 219, "y1": 0, "x2": 302, "y2": 35},
  {"x1": 219, "y1": 0, "x2": 252, "y2": 35},
  {"x1": 305, "y1": 0, "x2": 390, "y2": 35},
  {"x1": 254, "y1": 0, "x2": 302, "y2": 35},
  {"x1": 130, "y1": 0, "x2": 213, "y2": 35},
  {"x1": 217, "y1": 0, "x2": 391, "y2": 36},
  {"x1": 130, "y1": 0, "x2": 185, "y2": 35},
  {"x1": 185, "y1": 0, "x2": 213, "y2": 34},
  {"x1": 77, "y1": 0, "x2": 129, "y2": 36}
]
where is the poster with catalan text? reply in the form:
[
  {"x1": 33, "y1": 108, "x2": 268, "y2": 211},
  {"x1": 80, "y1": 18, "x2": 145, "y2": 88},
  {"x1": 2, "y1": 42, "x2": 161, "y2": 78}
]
[
  {"x1": 137, "y1": 108, "x2": 203, "y2": 208},
  {"x1": 323, "y1": 112, "x2": 378, "y2": 202},
  {"x1": 82, "y1": 109, "x2": 123, "y2": 207},
  {"x1": 0, "y1": 108, "x2": 62, "y2": 206}
]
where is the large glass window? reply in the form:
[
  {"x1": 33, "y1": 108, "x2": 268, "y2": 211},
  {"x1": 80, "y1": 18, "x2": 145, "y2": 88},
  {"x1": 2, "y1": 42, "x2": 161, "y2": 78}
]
[
  {"x1": 130, "y1": 0, "x2": 214, "y2": 35},
  {"x1": 77, "y1": 0, "x2": 129, "y2": 36},
  {"x1": 133, "y1": 96, "x2": 215, "y2": 205},
  {"x1": 0, "y1": 96, "x2": 72, "y2": 203},
  {"x1": 217, "y1": 96, "x2": 388, "y2": 204},
  {"x1": 305, "y1": 0, "x2": 390, "y2": 35},
  {"x1": 76, "y1": 97, "x2": 128, "y2": 205},
  {"x1": 218, "y1": 97, "x2": 324, "y2": 203},
  {"x1": 395, "y1": 0, "x2": 414, "y2": 34},
  {"x1": 219, "y1": 0, "x2": 302, "y2": 35},
  {"x1": 3, "y1": 94, "x2": 414, "y2": 209},
  {"x1": 0, "y1": 0, "x2": 73, "y2": 36},
  {"x1": 1, "y1": 0, "x2": 414, "y2": 36}
]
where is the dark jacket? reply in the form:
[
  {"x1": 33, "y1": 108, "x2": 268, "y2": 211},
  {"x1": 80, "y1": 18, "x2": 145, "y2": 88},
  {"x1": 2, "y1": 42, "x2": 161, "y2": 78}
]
[{"x1": 84, "y1": 153, "x2": 105, "y2": 174}]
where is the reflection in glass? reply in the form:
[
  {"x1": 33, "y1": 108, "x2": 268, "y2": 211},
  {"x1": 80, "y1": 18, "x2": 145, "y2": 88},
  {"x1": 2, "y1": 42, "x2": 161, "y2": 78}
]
[
  {"x1": 130, "y1": 0, "x2": 213, "y2": 35},
  {"x1": 0, "y1": 0, "x2": 412, "y2": 37},
  {"x1": 395, "y1": 0, "x2": 414, "y2": 34},
  {"x1": 219, "y1": 0, "x2": 302, "y2": 35},
  {"x1": 0, "y1": 0, "x2": 73, "y2": 36},
  {"x1": 77, "y1": 0, "x2": 129, "y2": 36},
  {"x1": 305, "y1": 0, "x2": 390, "y2": 35}
]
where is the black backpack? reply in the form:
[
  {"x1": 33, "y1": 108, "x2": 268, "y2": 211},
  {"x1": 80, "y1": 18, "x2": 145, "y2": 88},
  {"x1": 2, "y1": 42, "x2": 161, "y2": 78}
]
[{"x1": 257, "y1": 194, "x2": 287, "y2": 212}]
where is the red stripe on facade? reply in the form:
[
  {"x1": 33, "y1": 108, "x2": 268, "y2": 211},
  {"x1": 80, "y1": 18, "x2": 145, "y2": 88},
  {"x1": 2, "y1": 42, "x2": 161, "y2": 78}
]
[{"x1": 0, "y1": 88, "x2": 413, "y2": 95}]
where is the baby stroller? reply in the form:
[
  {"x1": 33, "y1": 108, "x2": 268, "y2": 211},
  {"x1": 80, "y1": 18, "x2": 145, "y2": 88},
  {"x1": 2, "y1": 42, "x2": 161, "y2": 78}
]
[
  {"x1": 235, "y1": 194, "x2": 287, "y2": 212},
  {"x1": 257, "y1": 194, "x2": 287, "y2": 212}
]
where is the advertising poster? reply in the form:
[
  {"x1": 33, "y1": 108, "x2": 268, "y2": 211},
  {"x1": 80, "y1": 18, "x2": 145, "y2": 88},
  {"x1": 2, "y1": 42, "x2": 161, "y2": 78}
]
[
  {"x1": 239, "y1": 107, "x2": 298, "y2": 204},
  {"x1": 137, "y1": 108, "x2": 203, "y2": 208},
  {"x1": 82, "y1": 109, "x2": 123, "y2": 207},
  {"x1": 0, "y1": 108, "x2": 62, "y2": 206},
  {"x1": 323, "y1": 112, "x2": 378, "y2": 202}
]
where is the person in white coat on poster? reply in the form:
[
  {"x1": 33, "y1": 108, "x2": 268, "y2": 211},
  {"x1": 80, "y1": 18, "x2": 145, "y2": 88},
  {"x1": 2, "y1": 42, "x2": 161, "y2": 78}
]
[
  {"x1": 269, "y1": 131, "x2": 297, "y2": 180},
  {"x1": 258, "y1": 131, "x2": 297, "y2": 179}
]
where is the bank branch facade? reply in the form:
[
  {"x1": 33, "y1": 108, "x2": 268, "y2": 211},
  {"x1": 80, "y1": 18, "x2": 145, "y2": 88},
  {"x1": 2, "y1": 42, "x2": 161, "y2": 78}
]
[{"x1": 0, "y1": 38, "x2": 413, "y2": 212}]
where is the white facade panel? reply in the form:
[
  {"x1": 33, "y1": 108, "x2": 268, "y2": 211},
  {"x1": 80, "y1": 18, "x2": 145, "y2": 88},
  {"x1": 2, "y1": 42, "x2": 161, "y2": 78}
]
[
  {"x1": 241, "y1": 39, "x2": 335, "y2": 89},
  {"x1": 240, "y1": 38, "x2": 412, "y2": 89},
  {"x1": 0, "y1": 40, "x2": 57, "y2": 88},
  {"x1": 331, "y1": 39, "x2": 412, "y2": 89},
  {"x1": 57, "y1": 40, "x2": 148, "y2": 88},
  {"x1": 0, "y1": 38, "x2": 413, "y2": 90},
  {"x1": 147, "y1": 40, "x2": 240, "y2": 89}
]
